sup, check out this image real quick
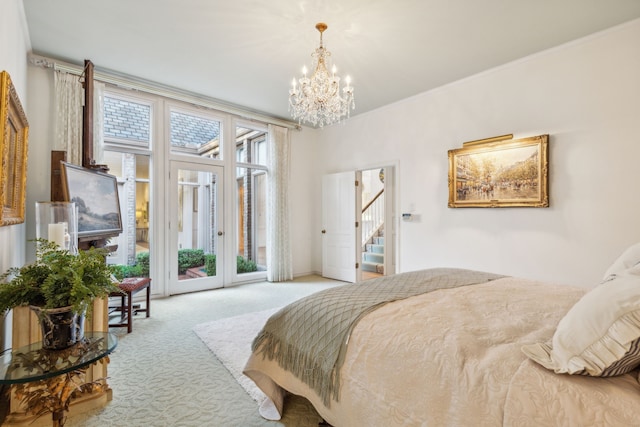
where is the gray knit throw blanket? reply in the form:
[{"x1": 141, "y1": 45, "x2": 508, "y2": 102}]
[{"x1": 251, "y1": 268, "x2": 505, "y2": 407}]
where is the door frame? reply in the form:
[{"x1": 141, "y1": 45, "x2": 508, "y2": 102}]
[
  {"x1": 321, "y1": 163, "x2": 397, "y2": 282},
  {"x1": 381, "y1": 165, "x2": 396, "y2": 277},
  {"x1": 358, "y1": 165, "x2": 396, "y2": 279}
]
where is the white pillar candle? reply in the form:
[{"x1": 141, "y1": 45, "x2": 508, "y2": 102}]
[{"x1": 48, "y1": 223, "x2": 66, "y2": 249}]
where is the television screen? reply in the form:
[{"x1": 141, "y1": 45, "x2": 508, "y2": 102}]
[{"x1": 60, "y1": 162, "x2": 123, "y2": 241}]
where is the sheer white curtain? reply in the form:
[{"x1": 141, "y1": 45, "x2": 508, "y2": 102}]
[
  {"x1": 266, "y1": 124, "x2": 293, "y2": 282},
  {"x1": 93, "y1": 81, "x2": 105, "y2": 165},
  {"x1": 54, "y1": 71, "x2": 83, "y2": 165}
]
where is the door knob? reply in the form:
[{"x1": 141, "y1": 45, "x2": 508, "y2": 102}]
[
  {"x1": 321, "y1": 229, "x2": 326, "y2": 234},
  {"x1": 218, "y1": 231, "x2": 224, "y2": 236}
]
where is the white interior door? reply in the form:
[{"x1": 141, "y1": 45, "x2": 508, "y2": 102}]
[
  {"x1": 322, "y1": 171, "x2": 359, "y2": 282},
  {"x1": 169, "y1": 161, "x2": 224, "y2": 294},
  {"x1": 382, "y1": 166, "x2": 395, "y2": 276}
]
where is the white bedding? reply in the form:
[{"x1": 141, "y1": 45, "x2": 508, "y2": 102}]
[{"x1": 244, "y1": 276, "x2": 640, "y2": 426}]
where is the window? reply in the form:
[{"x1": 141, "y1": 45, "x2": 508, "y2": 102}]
[
  {"x1": 103, "y1": 95, "x2": 151, "y2": 148},
  {"x1": 170, "y1": 110, "x2": 222, "y2": 159},
  {"x1": 101, "y1": 91, "x2": 154, "y2": 280},
  {"x1": 100, "y1": 87, "x2": 272, "y2": 291},
  {"x1": 235, "y1": 125, "x2": 268, "y2": 275},
  {"x1": 102, "y1": 151, "x2": 151, "y2": 279}
]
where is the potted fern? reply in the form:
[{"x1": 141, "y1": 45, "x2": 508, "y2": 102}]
[{"x1": 0, "y1": 240, "x2": 120, "y2": 350}]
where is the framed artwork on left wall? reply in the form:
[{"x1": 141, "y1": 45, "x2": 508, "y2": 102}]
[{"x1": 0, "y1": 71, "x2": 29, "y2": 226}]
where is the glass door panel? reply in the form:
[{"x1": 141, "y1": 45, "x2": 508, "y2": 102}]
[{"x1": 169, "y1": 162, "x2": 223, "y2": 294}]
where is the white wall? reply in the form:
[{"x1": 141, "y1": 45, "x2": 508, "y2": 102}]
[
  {"x1": 289, "y1": 128, "x2": 319, "y2": 276},
  {"x1": 25, "y1": 66, "x2": 54, "y2": 259},
  {"x1": 313, "y1": 19, "x2": 640, "y2": 287},
  {"x1": 0, "y1": 0, "x2": 31, "y2": 351}
]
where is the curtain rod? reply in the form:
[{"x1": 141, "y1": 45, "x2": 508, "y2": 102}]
[{"x1": 28, "y1": 53, "x2": 301, "y2": 131}]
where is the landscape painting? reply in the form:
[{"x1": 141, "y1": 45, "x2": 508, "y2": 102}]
[
  {"x1": 61, "y1": 162, "x2": 123, "y2": 239},
  {"x1": 448, "y1": 135, "x2": 549, "y2": 208}
]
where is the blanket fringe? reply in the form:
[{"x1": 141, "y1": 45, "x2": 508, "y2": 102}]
[{"x1": 253, "y1": 330, "x2": 339, "y2": 406}]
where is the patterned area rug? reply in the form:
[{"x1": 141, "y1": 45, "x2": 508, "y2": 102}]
[{"x1": 193, "y1": 308, "x2": 280, "y2": 408}]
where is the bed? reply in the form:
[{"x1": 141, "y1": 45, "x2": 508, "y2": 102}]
[{"x1": 244, "y1": 251, "x2": 640, "y2": 426}]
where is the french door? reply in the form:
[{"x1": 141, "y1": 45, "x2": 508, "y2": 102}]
[{"x1": 169, "y1": 161, "x2": 224, "y2": 294}]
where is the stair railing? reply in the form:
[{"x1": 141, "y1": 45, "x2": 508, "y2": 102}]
[{"x1": 362, "y1": 188, "x2": 384, "y2": 247}]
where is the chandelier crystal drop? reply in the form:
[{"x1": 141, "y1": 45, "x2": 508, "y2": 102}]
[{"x1": 289, "y1": 23, "x2": 355, "y2": 128}]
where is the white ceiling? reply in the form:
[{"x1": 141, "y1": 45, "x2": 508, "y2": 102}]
[{"x1": 23, "y1": 0, "x2": 640, "y2": 124}]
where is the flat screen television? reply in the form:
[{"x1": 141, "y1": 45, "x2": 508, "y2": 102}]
[{"x1": 60, "y1": 162, "x2": 123, "y2": 242}]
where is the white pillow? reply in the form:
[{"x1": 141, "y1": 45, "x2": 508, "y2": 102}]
[
  {"x1": 522, "y1": 272, "x2": 640, "y2": 377},
  {"x1": 603, "y1": 242, "x2": 640, "y2": 282}
]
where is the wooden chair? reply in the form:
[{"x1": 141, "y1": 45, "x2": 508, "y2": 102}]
[{"x1": 109, "y1": 277, "x2": 151, "y2": 333}]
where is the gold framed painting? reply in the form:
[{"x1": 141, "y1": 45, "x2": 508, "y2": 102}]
[
  {"x1": 448, "y1": 134, "x2": 549, "y2": 208},
  {"x1": 0, "y1": 71, "x2": 29, "y2": 226}
]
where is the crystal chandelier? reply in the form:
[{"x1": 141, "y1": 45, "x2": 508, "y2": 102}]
[{"x1": 289, "y1": 23, "x2": 355, "y2": 128}]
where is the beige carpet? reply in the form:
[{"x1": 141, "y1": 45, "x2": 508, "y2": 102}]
[{"x1": 64, "y1": 275, "x2": 342, "y2": 427}]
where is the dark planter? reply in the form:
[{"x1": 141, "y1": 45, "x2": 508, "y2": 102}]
[{"x1": 30, "y1": 306, "x2": 85, "y2": 350}]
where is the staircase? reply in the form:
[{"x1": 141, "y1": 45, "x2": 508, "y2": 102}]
[
  {"x1": 361, "y1": 187, "x2": 385, "y2": 275},
  {"x1": 362, "y1": 229, "x2": 384, "y2": 274}
]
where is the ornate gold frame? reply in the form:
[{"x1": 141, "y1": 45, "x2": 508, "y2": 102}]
[
  {"x1": 448, "y1": 134, "x2": 549, "y2": 208},
  {"x1": 0, "y1": 71, "x2": 29, "y2": 226}
]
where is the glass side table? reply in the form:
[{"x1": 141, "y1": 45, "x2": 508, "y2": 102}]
[{"x1": 0, "y1": 332, "x2": 117, "y2": 427}]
